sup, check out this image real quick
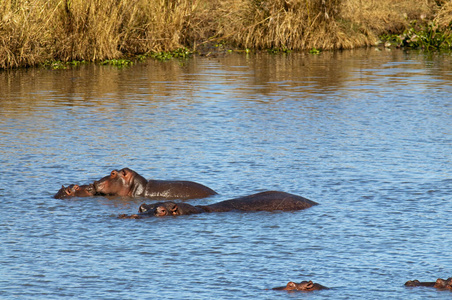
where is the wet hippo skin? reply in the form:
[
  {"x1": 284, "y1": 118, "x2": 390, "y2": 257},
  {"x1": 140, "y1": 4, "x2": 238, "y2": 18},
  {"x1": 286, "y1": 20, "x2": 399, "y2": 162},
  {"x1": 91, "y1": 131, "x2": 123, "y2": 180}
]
[
  {"x1": 94, "y1": 168, "x2": 217, "y2": 200},
  {"x1": 272, "y1": 280, "x2": 329, "y2": 291},
  {"x1": 405, "y1": 277, "x2": 452, "y2": 290},
  {"x1": 54, "y1": 184, "x2": 96, "y2": 199},
  {"x1": 119, "y1": 191, "x2": 318, "y2": 218}
]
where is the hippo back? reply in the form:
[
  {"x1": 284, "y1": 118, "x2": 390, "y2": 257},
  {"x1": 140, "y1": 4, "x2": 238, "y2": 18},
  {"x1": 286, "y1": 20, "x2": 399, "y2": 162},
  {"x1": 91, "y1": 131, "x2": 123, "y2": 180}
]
[
  {"x1": 144, "y1": 180, "x2": 217, "y2": 200},
  {"x1": 204, "y1": 191, "x2": 318, "y2": 212}
]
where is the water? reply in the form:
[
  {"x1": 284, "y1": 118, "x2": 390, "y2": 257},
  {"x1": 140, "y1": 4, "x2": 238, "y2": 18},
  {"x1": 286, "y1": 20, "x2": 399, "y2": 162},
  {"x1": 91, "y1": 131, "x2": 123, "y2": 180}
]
[{"x1": 0, "y1": 48, "x2": 451, "y2": 299}]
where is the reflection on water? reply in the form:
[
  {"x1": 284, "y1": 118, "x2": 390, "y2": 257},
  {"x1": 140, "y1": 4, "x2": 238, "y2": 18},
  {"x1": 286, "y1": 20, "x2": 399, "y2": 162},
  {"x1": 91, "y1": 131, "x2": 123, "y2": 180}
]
[{"x1": 0, "y1": 48, "x2": 451, "y2": 299}]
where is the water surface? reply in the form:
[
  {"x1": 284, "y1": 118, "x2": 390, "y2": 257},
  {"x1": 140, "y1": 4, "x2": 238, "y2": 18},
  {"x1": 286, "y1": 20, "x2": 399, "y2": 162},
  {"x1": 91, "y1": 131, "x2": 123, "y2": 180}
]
[{"x1": 0, "y1": 48, "x2": 451, "y2": 299}]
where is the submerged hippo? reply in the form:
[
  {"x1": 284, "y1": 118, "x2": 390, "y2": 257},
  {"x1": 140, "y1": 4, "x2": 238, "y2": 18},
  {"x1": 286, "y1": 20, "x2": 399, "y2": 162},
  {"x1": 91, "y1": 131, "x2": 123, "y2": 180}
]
[
  {"x1": 272, "y1": 280, "x2": 329, "y2": 291},
  {"x1": 405, "y1": 277, "x2": 452, "y2": 290},
  {"x1": 118, "y1": 191, "x2": 318, "y2": 219},
  {"x1": 94, "y1": 168, "x2": 216, "y2": 200},
  {"x1": 54, "y1": 184, "x2": 96, "y2": 199}
]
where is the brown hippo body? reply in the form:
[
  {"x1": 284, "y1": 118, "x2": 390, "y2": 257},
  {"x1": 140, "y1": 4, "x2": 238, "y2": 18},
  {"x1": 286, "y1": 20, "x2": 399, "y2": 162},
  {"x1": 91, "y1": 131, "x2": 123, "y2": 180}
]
[
  {"x1": 144, "y1": 179, "x2": 217, "y2": 200},
  {"x1": 54, "y1": 184, "x2": 96, "y2": 199},
  {"x1": 405, "y1": 278, "x2": 452, "y2": 290},
  {"x1": 94, "y1": 168, "x2": 216, "y2": 200},
  {"x1": 272, "y1": 280, "x2": 329, "y2": 291},
  {"x1": 200, "y1": 191, "x2": 316, "y2": 212},
  {"x1": 122, "y1": 191, "x2": 318, "y2": 219}
]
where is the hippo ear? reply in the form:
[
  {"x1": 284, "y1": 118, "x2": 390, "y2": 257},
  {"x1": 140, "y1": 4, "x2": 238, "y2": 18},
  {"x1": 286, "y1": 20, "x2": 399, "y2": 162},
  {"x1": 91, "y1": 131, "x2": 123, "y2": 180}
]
[
  {"x1": 64, "y1": 187, "x2": 72, "y2": 195},
  {"x1": 74, "y1": 185, "x2": 80, "y2": 190},
  {"x1": 170, "y1": 203, "x2": 179, "y2": 215},
  {"x1": 138, "y1": 204, "x2": 148, "y2": 213}
]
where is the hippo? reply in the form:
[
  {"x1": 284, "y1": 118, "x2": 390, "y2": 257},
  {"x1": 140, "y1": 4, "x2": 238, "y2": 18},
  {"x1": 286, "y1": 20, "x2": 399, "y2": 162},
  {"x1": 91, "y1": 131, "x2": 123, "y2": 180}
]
[
  {"x1": 405, "y1": 277, "x2": 452, "y2": 290},
  {"x1": 54, "y1": 184, "x2": 96, "y2": 199},
  {"x1": 94, "y1": 168, "x2": 217, "y2": 200},
  {"x1": 272, "y1": 280, "x2": 329, "y2": 291},
  {"x1": 118, "y1": 191, "x2": 318, "y2": 219}
]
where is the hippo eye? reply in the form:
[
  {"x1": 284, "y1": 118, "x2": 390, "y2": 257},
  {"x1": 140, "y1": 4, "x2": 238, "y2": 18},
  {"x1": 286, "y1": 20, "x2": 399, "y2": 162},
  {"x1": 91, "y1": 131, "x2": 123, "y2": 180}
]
[{"x1": 156, "y1": 207, "x2": 167, "y2": 216}]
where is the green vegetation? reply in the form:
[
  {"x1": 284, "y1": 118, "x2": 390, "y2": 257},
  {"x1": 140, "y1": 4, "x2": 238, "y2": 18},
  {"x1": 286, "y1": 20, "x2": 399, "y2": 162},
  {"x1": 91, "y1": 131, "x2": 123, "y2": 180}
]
[
  {"x1": 100, "y1": 59, "x2": 134, "y2": 67},
  {"x1": 1, "y1": 0, "x2": 451, "y2": 69},
  {"x1": 150, "y1": 48, "x2": 192, "y2": 61},
  {"x1": 381, "y1": 20, "x2": 452, "y2": 50},
  {"x1": 309, "y1": 48, "x2": 321, "y2": 55},
  {"x1": 400, "y1": 21, "x2": 452, "y2": 50},
  {"x1": 40, "y1": 60, "x2": 88, "y2": 69}
]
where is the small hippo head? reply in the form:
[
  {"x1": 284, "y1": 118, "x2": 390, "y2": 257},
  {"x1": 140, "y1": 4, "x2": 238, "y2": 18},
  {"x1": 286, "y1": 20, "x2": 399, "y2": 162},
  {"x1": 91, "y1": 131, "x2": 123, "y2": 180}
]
[
  {"x1": 405, "y1": 280, "x2": 421, "y2": 287},
  {"x1": 54, "y1": 184, "x2": 95, "y2": 199},
  {"x1": 446, "y1": 278, "x2": 452, "y2": 290},
  {"x1": 138, "y1": 201, "x2": 205, "y2": 217},
  {"x1": 138, "y1": 202, "x2": 179, "y2": 217},
  {"x1": 73, "y1": 184, "x2": 95, "y2": 197},
  {"x1": 434, "y1": 278, "x2": 452, "y2": 290},
  {"x1": 273, "y1": 280, "x2": 327, "y2": 291},
  {"x1": 284, "y1": 281, "x2": 314, "y2": 291}
]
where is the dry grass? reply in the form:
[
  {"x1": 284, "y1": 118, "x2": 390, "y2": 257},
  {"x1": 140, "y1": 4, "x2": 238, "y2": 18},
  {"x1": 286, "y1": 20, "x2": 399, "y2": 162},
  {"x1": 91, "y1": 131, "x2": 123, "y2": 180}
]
[
  {"x1": 342, "y1": 0, "x2": 436, "y2": 35},
  {"x1": 435, "y1": 0, "x2": 452, "y2": 28},
  {"x1": 0, "y1": 0, "x2": 447, "y2": 68}
]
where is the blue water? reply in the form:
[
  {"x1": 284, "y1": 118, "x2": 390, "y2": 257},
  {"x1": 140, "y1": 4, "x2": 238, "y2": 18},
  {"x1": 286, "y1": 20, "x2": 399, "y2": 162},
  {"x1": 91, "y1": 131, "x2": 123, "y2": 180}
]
[{"x1": 0, "y1": 48, "x2": 451, "y2": 299}]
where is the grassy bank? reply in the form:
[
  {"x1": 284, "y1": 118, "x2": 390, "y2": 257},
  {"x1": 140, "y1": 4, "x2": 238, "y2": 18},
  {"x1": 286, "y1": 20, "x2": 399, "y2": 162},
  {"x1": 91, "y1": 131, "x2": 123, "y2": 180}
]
[{"x1": 0, "y1": 0, "x2": 450, "y2": 69}]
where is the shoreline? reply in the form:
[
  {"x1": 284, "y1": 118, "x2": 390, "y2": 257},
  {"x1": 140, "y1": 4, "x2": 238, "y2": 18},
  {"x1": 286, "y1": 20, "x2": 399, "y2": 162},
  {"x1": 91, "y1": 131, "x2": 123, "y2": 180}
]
[{"x1": 1, "y1": 0, "x2": 451, "y2": 69}]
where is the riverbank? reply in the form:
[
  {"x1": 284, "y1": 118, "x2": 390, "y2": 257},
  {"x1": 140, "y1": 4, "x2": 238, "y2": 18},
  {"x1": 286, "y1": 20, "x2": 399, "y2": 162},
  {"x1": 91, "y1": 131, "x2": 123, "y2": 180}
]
[{"x1": 1, "y1": 0, "x2": 451, "y2": 69}]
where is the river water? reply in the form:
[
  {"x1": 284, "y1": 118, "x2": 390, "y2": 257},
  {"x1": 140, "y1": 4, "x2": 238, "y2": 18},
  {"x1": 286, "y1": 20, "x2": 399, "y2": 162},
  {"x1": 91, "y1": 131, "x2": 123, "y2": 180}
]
[{"x1": 0, "y1": 48, "x2": 451, "y2": 299}]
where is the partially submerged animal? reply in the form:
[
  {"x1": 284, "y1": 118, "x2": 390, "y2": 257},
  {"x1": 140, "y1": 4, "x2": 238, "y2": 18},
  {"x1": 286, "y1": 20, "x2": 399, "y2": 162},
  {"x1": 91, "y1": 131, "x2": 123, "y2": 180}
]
[
  {"x1": 272, "y1": 280, "x2": 329, "y2": 291},
  {"x1": 94, "y1": 168, "x2": 217, "y2": 199},
  {"x1": 405, "y1": 277, "x2": 452, "y2": 290},
  {"x1": 54, "y1": 184, "x2": 96, "y2": 199},
  {"x1": 118, "y1": 191, "x2": 318, "y2": 219}
]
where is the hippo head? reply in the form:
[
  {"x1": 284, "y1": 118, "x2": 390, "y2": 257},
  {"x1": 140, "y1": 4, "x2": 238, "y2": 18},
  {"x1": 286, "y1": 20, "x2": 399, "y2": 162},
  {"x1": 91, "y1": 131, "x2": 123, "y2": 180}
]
[
  {"x1": 73, "y1": 184, "x2": 95, "y2": 197},
  {"x1": 284, "y1": 281, "x2": 314, "y2": 291},
  {"x1": 94, "y1": 168, "x2": 146, "y2": 197},
  {"x1": 54, "y1": 185, "x2": 72, "y2": 199},
  {"x1": 138, "y1": 202, "x2": 179, "y2": 217},
  {"x1": 446, "y1": 278, "x2": 452, "y2": 290},
  {"x1": 404, "y1": 280, "x2": 421, "y2": 287},
  {"x1": 54, "y1": 184, "x2": 95, "y2": 199},
  {"x1": 434, "y1": 278, "x2": 452, "y2": 289}
]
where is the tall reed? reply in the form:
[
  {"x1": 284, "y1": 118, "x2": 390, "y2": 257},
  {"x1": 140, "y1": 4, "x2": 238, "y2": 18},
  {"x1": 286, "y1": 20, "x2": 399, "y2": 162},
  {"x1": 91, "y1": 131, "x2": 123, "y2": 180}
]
[{"x1": 0, "y1": 0, "x2": 445, "y2": 69}]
